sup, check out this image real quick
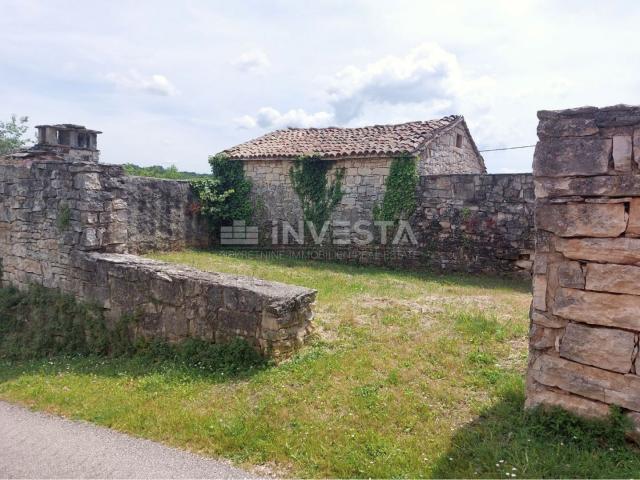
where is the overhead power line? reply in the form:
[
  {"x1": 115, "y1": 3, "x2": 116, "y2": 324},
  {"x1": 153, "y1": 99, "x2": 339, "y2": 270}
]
[{"x1": 478, "y1": 144, "x2": 536, "y2": 153}]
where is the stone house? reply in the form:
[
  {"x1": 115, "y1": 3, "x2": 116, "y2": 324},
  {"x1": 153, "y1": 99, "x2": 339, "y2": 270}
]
[{"x1": 221, "y1": 115, "x2": 486, "y2": 224}]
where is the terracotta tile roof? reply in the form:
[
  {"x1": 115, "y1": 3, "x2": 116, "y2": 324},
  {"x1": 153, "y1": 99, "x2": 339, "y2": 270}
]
[{"x1": 221, "y1": 115, "x2": 463, "y2": 160}]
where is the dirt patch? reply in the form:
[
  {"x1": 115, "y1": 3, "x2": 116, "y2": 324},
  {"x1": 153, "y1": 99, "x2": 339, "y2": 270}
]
[{"x1": 358, "y1": 294, "x2": 495, "y2": 314}]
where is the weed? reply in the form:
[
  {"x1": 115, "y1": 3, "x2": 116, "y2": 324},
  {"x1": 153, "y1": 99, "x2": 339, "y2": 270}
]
[{"x1": 56, "y1": 203, "x2": 71, "y2": 230}]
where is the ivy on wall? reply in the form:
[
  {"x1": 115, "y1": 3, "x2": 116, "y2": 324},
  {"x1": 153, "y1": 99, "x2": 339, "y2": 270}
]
[
  {"x1": 373, "y1": 154, "x2": 418, "y2": 222},
  {"x1": 190, "y1": 154, "x2": 253, "y2": 234},
  {"x1": 289, "y1": 155, "x2": 345, "y2": 229}
]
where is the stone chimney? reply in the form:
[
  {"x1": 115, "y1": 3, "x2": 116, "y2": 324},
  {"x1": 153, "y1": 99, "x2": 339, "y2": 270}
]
[{"x1": 35, "y1": 124, "x2": 102, "y2": 163}]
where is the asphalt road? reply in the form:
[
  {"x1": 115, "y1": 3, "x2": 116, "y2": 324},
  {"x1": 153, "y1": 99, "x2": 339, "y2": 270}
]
[{"x1": 0, "y1": 400, "x2": 255, "y2": 479}]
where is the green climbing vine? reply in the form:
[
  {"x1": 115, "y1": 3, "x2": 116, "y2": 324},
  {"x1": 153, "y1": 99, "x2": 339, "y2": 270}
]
[
  {"x1": 373, "y1": 154, "x2": 418, "y2": 222},
  {"x1": 289, "y1": 155, "x2": 345, "y2": 229},
  {"x1": 190, "y1": 154, "x2": 253, "y2": 234}
]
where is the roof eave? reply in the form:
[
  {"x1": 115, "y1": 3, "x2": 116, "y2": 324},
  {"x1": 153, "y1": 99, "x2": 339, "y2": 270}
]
[{"x1": 222, "y1": 151, "x2": 419, "y2": 161}]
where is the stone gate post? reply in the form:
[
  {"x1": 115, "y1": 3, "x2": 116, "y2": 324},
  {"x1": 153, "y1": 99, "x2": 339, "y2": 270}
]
[{"x1": 527, "y1": 105, "x2": 640, "y2": 439}]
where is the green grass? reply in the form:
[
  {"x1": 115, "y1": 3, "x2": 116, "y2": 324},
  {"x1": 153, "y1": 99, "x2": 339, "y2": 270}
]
[{"x1": 1, "y1": 250, "x2": 638, "y2": 478}]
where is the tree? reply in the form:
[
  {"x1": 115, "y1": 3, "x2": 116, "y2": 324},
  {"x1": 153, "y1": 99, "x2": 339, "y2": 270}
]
[{"x1": 0, "y1": 115, "x2": 30, "y2": 155}]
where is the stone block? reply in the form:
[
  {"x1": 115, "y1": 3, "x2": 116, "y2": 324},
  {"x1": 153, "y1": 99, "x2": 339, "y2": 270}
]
[
  {"x1": 626, "y1": 412, "x2": 640, "y2": 445},
  {"x1": 627, "y1": 198, "x2": 640, "y2": 236},
  {"x1": 531, "y1": 354, "x2": 640, "y2": 411},
  {"x1": 530, "y1": 323, "x2": 563, "y2": 350},
  {"x1": 217, "y1": 308, "x2": 259, "y2": 336},
  {"x1": 557, "y1": 261, "x2": 585, "y2": 289},
  {"x1": 612, "y1": 135, "x2": 633, "y2": 172},
  {"x1": 525, "y1": 387, "x2": 610, "y2": 419},
  {"x1": 150, "y1": 275, "x2": 183, "y2": 307},
  {"x1": 556, "y1": 237, "x2": 640, "y2": 264},
  {"x1": 531, "y1": 309, "x2": 568, "y2": 329},
  {"x1": 533, "y1": 253, "x2": 548, "y2": 274},
  {"x1": 533, "y1": 137, "x2": 612, "y2": 177},
  {"x1": 537, "y1": 116, "x2": 599, "y2": 138},
  {"x1": 634, "y1": 129, "x2": 640, "y2": 167},
  {"x1": 535, "y1": 175, "x2": 640, "y2": 198},
  {"x1": 73, "y1": 173, "x2": 102, "y2": 190},
  {"x1": 532, "y1": 274, "x2": 547, "y2": 311},
  {"x1": 552, "y1": 287, "x2": 640, "y2": 331},
  {"x1": 222, "y1": 288, "x2": 238, "y2": 309},
  {"x1": 560, "y1": 322, "x2": 636, "y2": 373},
  {"x1": 535, "y1": 202, "x2": 625, "y2": 237},
  {"x1": 595, "y1": 105, "x2": 640, "y2": 127},
  {"x1": 585, "y1": 263, "x2": 640, "y2": 295}
]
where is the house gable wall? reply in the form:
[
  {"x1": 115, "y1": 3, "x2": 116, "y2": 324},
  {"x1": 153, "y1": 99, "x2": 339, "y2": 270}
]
[{"x1": 418, "y1": 123, "x2": 485, "y2": 175}]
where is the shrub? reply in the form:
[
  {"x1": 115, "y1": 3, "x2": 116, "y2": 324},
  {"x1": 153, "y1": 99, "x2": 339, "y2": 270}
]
[
  {"x1": 0, "y1": 284, "x2": 111, "y2": 358},
  {"x1": 190, "y1": 154, "x2": 253, "y2": 235}
]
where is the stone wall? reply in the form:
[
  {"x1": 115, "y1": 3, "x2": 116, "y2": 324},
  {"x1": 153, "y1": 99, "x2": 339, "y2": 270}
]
[
  {"x1": 526, "y1": 105, "x2": 640, "y2": 435},
  {"x1": 245, "y1": 159, "x2": 534, "y2": 274},
  {"x1": 414, "y1": 173, "x2": 534, "y2": 273},
  {"x1": 123, "y1": 176, "x2": 209, "y2": 253},
  {"x1": 0, "y1": 158, "x2": 315, "y2": 357},
  {"x1": 75, "y1": 253, "x2": 314, "y2": 357}
]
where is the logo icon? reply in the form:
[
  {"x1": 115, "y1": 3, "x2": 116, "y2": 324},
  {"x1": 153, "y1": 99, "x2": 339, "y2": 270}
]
[{"x1": 220, "y1": 220, "x2": 259, "y2": 245}]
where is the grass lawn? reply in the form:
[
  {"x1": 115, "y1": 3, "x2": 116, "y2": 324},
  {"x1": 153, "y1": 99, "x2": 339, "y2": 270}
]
[{"x1": 1, "y1": 249, "x2": 639, "y2": 478}]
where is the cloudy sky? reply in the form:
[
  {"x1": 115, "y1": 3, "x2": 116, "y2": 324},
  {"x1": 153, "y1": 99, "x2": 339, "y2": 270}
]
[{"x1": 2, "y1": 0, "x2": 639, "y2": 173}]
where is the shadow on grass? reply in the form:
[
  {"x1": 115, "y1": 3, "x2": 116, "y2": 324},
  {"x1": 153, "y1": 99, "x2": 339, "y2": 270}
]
[
  {"x1": 0, "y1": 336, "x2": 274, "y2": 388},
  {"x1": 0, "y1": 350, "x2": 271, "y2": 387},
  {"x1": 431, "y1": 387, "x2": 640, "y2": 479},
  {"x1": 179, "y1": 248, "x2": 532, "y2": 294}
]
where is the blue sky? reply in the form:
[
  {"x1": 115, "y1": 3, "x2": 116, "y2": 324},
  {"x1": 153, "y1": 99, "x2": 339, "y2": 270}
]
[{"x1": 2, "y1": 0, "x2": 639, "y2": 173}]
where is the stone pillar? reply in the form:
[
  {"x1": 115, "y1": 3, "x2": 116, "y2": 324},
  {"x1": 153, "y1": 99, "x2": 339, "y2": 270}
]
[
  {"x1": 43, "y1": 126, "x2": 58, "y2": 145},
  {"x1": 527, "y1": 105, "x2": 640, "y2": 439}
]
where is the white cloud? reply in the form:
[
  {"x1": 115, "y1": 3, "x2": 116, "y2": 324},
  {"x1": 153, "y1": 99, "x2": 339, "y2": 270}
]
[
  {"x1": 231, "y1": 50, "x2": 271, "y2": 74},
  {"x1": 236, "y1": 43, "x2": 493, "y2": 131},
  {"x1": 239, "y1": 107, "x2": 333, "y2": 129},
  {"x1": 106, "y1": 70, "x2": 179, "y2": 96},
  {"x1": 326, "y1": 43, "x2": 488, "y2": 123},
  {"x1": 233, "y1": 114, "x2": 258, "y2": 129}
]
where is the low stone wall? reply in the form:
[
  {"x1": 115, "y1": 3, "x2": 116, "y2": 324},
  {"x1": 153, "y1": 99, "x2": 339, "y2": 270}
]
[
  {"x1": 526, "y1": 105, "x2": 640, "y2": 435},
  {"x1": 0, "y1": 158, "x2": 315, "y2": 357},
  {"x1": 76, "y1": 253, "x2": 315, "y2": 357}
]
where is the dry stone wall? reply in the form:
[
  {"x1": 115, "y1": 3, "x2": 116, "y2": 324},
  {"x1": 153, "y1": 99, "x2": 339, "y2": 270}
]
[
  {"x1": 526, "y1": 105, "x2": 640, "y2": 434},
  {"x1": 415, "y1": 173, "x2": 533, "y2": 273},
  {"x1": 245, "y1": 158, "x2": 534, "y2": 274},
  {"x1": 74, "y1": 253, "x2": 314, "y2": 356},
  {"x1": 0, "y1": 157, "x2": 315, "y2": 357},
  {"x1": 123, "y1": 176, "x2": 209, "y2": 253}
]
